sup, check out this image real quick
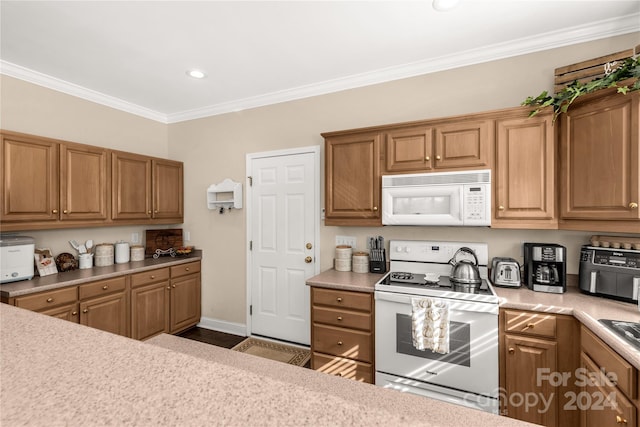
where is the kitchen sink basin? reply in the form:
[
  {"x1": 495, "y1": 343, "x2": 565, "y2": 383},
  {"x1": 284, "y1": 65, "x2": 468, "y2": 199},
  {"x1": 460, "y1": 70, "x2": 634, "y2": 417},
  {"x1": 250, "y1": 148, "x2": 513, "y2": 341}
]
[{"x1": 599, "y1": 319, "x2": 640, "y2": 350}]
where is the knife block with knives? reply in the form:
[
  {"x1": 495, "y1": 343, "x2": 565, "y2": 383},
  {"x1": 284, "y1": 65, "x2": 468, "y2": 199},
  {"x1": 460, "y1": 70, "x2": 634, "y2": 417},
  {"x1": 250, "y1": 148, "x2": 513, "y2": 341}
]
[{"x1": 368, "y1": 235, "x2": 387, "y2": 274}]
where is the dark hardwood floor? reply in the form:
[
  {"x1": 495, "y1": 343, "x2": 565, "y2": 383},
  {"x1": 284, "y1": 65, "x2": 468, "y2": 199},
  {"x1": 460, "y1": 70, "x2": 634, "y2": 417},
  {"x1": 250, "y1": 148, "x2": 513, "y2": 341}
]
[
  {"x1": 178, "y1": 326, "x2": 311, "y2": 368},
  {"x1": 178, "y1": 326, "x2": 246, "y2": 349}
]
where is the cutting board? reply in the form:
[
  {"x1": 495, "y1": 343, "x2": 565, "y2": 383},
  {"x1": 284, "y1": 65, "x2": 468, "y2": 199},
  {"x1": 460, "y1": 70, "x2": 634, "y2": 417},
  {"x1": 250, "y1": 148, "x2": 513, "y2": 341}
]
[{"x1": 145, "y1": 229, "x2": 183, "y2": 256}]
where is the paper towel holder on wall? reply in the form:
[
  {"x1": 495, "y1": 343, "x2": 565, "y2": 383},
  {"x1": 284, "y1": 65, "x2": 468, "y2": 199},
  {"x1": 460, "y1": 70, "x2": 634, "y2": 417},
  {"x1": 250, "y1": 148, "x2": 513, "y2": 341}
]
[{"x1": 207, "y1": 179, "x2": 242, "y2": 213}]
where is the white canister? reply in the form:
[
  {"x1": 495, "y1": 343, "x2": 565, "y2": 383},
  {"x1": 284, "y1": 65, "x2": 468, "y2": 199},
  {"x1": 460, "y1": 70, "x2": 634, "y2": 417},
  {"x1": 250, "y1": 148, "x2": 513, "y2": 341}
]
[
  {"x1": 335, "y1": 258, "x2": 352, "y2": 272},
  {"x1": 352, "y1": 252, "x2": 369, "y2": 274},
  {"x1": 130, "y1": 245, "x2": 145, "y2": 262},
  {"x1": 78, "y1": 253, "x2": 93, "y2": 269},
  {"x1": 335, "y1": 245, "x2": 352, "y2": 259},
  {"x1": 115, "y1": 241, "x2": 130, "y2": 264},
  {"x1": 94, "y1": 243, "x2": 114, "y2": 267}
]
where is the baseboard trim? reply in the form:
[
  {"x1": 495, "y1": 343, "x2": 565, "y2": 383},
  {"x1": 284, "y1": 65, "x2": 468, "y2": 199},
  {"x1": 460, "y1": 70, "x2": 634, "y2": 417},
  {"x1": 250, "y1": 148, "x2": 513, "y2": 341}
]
[{"x1": 197, "y1": 316, "x2": 247, "y2": 336}]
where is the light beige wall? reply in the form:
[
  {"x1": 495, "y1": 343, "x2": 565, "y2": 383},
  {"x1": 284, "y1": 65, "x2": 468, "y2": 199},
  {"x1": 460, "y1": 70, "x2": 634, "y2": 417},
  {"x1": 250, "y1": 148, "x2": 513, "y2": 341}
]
[
  {"x1": 170, "y1": 33, "x2": 640, "y2": 326},
  {"x1": 0, "y1": 75, "x2": 168, "y2": 157},
  {"x1": 1, "y1": 33, "x2": 638, "y2": 329}
]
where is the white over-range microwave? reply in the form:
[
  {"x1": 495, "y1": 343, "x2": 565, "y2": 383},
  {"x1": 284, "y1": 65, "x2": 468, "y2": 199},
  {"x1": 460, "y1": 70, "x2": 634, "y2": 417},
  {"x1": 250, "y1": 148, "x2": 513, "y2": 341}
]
[{"x1": 381, "y1": 169, "x2": 491, "y2": 226}]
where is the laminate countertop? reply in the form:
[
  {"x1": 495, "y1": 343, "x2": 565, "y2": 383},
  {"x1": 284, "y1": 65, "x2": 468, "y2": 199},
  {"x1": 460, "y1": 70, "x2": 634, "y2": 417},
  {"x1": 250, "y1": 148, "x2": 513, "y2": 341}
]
[
  {"x1": 0, "y1": 303, "x2": 533, "y2": 427},
  {"x1": 306, "y1": 269, "x2": 640, "y2": 369},
  {"x1": 0, "y1": 251, "x2": 202, "y2": 299}
]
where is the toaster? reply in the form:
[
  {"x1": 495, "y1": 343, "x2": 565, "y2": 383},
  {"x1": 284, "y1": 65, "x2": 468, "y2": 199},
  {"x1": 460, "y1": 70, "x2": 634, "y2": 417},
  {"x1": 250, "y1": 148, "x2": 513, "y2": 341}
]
[{"x1": 491, "y1": 257, "x2": 521, "y2": 288}]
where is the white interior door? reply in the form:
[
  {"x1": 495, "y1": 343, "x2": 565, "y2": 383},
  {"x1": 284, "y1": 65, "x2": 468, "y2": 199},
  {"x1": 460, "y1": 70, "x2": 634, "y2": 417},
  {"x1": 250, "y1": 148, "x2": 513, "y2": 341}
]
[{"x1": 247, "y1": 147, "x2": 318, "y2": 345}]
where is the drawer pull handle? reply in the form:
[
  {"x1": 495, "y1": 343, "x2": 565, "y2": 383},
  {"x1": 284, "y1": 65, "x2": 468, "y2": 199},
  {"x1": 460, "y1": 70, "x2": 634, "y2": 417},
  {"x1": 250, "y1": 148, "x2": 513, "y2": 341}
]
[
  {"x1": 46, "y1": 298, "x2": 54, "y2": 303},
  {"x1": 336, "y1": 297, "x2": 343, "y2": 303},
  {"x1": 337, "y1": 316, "x2": 343, "y2": 321},
  {"x1": 185, "y1": 267, "x2": 190, "y2": 271},
  {"x1": 522, "y1": 323, "x2": 535, "y2": 331},
  {"x1": 337, "y1": 341, "x2": 343, "y2": 346},
  {"x1": 508, "y1": 347, "x2": 515, "y2": 354},
  {"x1": 616, "y1": 415, "x2": 627, "y2": 424},
  {"x1": 336, "y1": 372, "x2": 344, "y2": 377},
  {"x1": 82, "y1": 309, "x2": 88, "y2": 313},
  {"x1": 150, "y1": 275, "x2": 155, "y2": 279},
  {"x1": 102, "y1": 285, "x2": 108, "y2": 290}
]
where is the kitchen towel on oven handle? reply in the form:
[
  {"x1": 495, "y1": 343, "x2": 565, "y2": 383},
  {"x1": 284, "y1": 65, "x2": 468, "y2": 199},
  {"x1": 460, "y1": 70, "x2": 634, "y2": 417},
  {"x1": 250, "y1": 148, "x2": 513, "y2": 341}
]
[{"x1": 411, "y1": 297, "x2": 450, "y2": 354}]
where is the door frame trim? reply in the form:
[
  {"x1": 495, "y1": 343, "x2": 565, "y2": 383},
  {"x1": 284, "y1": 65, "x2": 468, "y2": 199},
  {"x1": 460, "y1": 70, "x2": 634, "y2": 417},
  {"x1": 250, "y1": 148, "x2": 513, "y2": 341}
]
[{"x1": 245, "y1": 145, "x2": 321, "y2": 338}]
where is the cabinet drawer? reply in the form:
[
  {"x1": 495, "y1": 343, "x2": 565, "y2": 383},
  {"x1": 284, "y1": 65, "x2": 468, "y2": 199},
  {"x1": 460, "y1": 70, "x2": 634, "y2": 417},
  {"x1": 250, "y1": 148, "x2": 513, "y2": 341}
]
[
  {"x1": 312, "y1": 352, "x2": 373, "y2": 383},
  {"x1": 170, "y1": 261, "x2": 201, "y2": 279},
  {"x1": 312, "y1": 306, "x2": 372, "y2": 331},
  {"x1": 312, "y1": 288, "x2": 372, "y2": 312},
  {"x1": 581, "y1": 326, "x2": 637, "y2": 400},
  {"x1": 79, "y1": 276, "x2": 127, "y2": 300},
  {"x1": 313, "y1": 324, "x2": 372, "y2": 363},
  {"x1": 130, "y1": 267, "x2": 170, "y2": 288},
  {"x1": 504, "y1": 310, "x2": 556, "y2": 338},
  {"x1": 14, "y1": 287, "x2": 77, "y2": 312}
]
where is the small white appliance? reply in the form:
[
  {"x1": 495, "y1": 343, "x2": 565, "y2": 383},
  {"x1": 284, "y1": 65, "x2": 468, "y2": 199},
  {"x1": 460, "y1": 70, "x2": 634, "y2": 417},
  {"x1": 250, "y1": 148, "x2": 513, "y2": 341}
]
[
  {"x1": 381, "y1": 169, "x2": 491, "y2": 226},
  {"x1": 375, "y1": 240, "x2": 499, "y2": 414},
  {"x1": 1, "y1": 235, "x2": 35, "y2": 283}
]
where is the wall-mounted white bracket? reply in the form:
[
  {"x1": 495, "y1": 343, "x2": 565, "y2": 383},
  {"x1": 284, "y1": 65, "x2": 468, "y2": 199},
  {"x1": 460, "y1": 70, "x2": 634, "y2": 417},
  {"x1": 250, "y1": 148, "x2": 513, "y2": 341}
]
[{"x1": 207, "y1": 179, "x2": 243, "y2": 213}]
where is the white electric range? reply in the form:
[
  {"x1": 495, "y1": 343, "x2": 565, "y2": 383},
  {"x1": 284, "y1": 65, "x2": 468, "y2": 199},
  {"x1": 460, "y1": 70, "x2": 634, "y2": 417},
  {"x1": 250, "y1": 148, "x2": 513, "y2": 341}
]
[{"x1": 374, "y1": 240, "x2": 500, "y2": 414}]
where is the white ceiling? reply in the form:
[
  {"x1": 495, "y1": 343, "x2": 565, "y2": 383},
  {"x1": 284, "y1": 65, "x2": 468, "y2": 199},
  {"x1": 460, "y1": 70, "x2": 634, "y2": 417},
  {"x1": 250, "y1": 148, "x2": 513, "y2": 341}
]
[{"x1": 1, "y1": 1, "x2": 639, "y2": 123}]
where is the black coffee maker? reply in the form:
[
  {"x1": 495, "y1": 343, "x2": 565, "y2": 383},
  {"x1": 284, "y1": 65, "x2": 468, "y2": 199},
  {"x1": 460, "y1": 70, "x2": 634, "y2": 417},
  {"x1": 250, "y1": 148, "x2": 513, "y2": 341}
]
[{"x1": 523, "y1": 243, "x2": 567, "y2": 294}]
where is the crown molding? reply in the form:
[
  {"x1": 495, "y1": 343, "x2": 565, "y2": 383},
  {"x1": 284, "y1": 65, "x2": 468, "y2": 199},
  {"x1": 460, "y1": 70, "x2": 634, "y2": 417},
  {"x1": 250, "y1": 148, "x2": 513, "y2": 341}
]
[
  {"x1": 2, "y1": 13, "x2": 638, "y2": 125},
  {"x1": 0, "y1": 61, "x2": 168, "y2": 123}
]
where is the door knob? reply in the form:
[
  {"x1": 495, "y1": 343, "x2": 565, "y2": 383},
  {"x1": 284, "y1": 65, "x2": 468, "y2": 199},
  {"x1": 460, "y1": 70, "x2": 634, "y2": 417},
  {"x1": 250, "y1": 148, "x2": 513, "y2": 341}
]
[
  {"x1": 435, "y1": 155, "x2": 441, "y2": 160},
  {"x1": 425, "y1": 156, "x2": 430, "y2": 161},
  {"x1": 305, "y1": 256, "x2": 313, "y2": 263},
  {"x1": 306, "y1": 243, "x2": 313, "y2": 250},
  {"x1": 630, "y1": 202, "x2": 638, "y2": 209}
]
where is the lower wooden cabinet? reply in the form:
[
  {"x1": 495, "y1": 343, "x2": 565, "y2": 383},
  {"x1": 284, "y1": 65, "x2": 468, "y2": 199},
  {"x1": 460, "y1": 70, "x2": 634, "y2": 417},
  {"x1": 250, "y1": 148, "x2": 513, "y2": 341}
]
[
  {"x1": 131, "y1": 262, "x2": 201, "y2": 340},
  {"x1": 499, "y1": 309, "x2": 580, "y2": 427},
  {"x1": 2, "y1": 260, "x2": 201, "y2": 341},
  {"x1": 580, "y1": 326, "x2": 638, "y2": 427},
  {"x1": 310, "y1": 287, "x2": 374, "y2": 383}
]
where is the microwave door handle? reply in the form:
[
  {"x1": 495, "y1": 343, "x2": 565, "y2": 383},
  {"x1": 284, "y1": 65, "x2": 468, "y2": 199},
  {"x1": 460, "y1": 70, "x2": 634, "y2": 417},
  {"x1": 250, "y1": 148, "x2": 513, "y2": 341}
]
[{"x1": 589, "y1": 271, "x2": 598, "y2": 293}]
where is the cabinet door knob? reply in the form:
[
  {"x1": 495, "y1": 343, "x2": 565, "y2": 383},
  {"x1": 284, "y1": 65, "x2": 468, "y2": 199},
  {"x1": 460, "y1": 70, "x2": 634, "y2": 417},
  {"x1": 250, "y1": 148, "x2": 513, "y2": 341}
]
[
  {"x1": 629, "y1": 202, "x2": 638, "y2": 209},
  {"x1": 336, "y1": 297, "x2": 342, "y2": 303},
  {"x1": 63, "y1": 209, "x2": 68, "y2": 214},
  {"x1": 148, "y1": 210, "x2": 152, "y2": 214},
  {"x1": 616, "y1": 415, "x2": 627, "y2": 424},
  {"x1": 337, "y1": 341, "x2": 343, "y2": 346},
  {"x1": 336, "y1": 372, "x2": 344, "y2": 377},
  {"x1": 102, "y1": 285, "x2": 108, "y2": 290},
  {"x1": 435, "y1": 155, "x2": 441, "y2": 160},
  {"x1": 508, "y1": 347, "x2": 515, "y2": 354},
  {"x1": 52, "y1": 209, "x2": 58, "y2": 214},
  {"x1": 498, "y1": 205, "x2": 505, "y2": 211},
  {"x1": 337, "y1": 316, "x2": 343, "y2": 321},
  {"x1": 72, "y1": 311, "x2": 78, "y2": 316},
  {"x1": 373, "y1": 206, "x2": 378, "y2": 211},
  {"x1": 172, "y1": 284, "x2": 176, "y2": 288},
  {"x1": 522, "y1": 323, "x2": 535, "y2": 331},
  {"x1": 82, "y1": 308, "x2": 88, "y2": 313},
  {"x1": 425, "y1": 156, "x2": 430, "y2": 161},
  {"x1": 154, "y1": 210, "x2": 158, "y2": 214},
  {"x1": 46, "y1": 298, "x2": 54, "y2": 303}
]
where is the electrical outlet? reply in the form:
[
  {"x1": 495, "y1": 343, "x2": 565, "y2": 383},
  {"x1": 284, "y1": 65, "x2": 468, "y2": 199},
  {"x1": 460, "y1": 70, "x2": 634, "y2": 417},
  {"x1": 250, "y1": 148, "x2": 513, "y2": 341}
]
[
  {"x1": 131, "y1": 233, "x2": 139, "y2": 244},
  {"x1": 185, "y1": 231, "x2": 191, "y2": 242},
  {"x1": 336, "y1": 235, "x2": 357, "y2": 248}
]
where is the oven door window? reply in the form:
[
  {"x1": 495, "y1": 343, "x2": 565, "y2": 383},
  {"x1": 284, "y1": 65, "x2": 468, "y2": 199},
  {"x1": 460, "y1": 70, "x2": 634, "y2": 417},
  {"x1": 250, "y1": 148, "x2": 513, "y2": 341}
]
[{"x1": 396, "y1": 313, "x2": 471, "y2": 367}]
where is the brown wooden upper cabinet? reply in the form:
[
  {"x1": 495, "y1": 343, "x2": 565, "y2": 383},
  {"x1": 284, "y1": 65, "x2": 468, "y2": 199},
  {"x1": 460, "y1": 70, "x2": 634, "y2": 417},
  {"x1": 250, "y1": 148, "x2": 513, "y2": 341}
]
[
  {"x1": 384, "y1": 120, "x2": 492, "y2": 173},
  {"x1": 112, "y1": 152, "x2": 183, "y2": 222},
  {"x1": 432, "y1": 120, "x2": 492, "y2": 170},
  {"x1": 324, "y1": 132, "x2": 381, "y2": 226},
  {"x1": 559, "y1": 87, "x2": 640, "y2": 232},
  {"x1": 493, "y1": 110, "x2": 557, "y2": 228},
  {"x1": 1, "y1": 131, "x2": 109, "y2": 227},
  {"x1": 1, "y1": 130, "x2": 183, "y2": 231}
]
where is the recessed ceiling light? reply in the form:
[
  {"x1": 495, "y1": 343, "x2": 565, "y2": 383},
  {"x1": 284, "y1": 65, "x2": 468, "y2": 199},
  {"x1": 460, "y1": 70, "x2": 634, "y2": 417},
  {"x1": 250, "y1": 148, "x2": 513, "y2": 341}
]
[
  {"x1": 187, "y1": 69, "x2": 206, "y2": 79},
  {"x1": 432, "y1": 0, "x2": 461, "y2": 11}
]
